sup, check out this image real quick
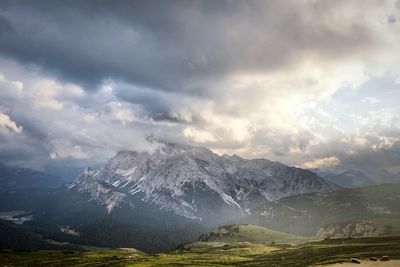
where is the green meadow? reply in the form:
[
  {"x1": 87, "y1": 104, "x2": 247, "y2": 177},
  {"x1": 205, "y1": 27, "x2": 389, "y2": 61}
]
[{"x1": 2, "y1": 235, "x2": 400, "y2": 267}]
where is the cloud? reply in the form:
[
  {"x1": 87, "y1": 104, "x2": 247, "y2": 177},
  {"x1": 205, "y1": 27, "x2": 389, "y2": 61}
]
[
  {"x1": 183, "y1": 127, "x2": 216, "y2": 143},
  {"x1": 30, "y1": 79, "x2": 85, "y2": 110},
  {"x1": 362, "y1": 96, "x2": 382, "y2": 104},
  {"x1": 0, "y1": 0, "x2": 398, "y2": 92},
  {"x1": 301, "y1": 156, "x2": 340, "y2": 169},
  {"x1": 0, "y1": 112, "x2": 22, "y2": 133},
  {"x1": 0, "y1": 1, "x2": 399, "y2": 182},
  {"x1": 0, "y1": 62, "x2": 171, "y2": 171},
  {"x1": 107, "y1": 102, "x2": 135, "y2": 125}
]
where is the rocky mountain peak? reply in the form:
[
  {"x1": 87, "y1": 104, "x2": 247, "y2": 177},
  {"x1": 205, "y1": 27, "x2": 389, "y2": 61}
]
[{"x1": 70, "y1": 142, "x2": 340, "y2": 221}]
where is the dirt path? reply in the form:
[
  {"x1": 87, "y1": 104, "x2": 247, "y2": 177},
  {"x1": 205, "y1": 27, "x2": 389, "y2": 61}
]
[{"x1": 323, "y1": 260, "x2": 400, "y2": 267}]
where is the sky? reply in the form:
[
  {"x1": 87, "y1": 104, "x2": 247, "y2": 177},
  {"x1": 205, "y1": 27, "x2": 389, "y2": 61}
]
[{"x1": 0, "y1": 0, "x2": 400, "y2": 181}]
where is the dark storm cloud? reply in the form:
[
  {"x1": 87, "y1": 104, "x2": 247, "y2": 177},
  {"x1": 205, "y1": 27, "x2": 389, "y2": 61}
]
[
  {"x1": 0, "y1": 127, "x2": 50, "y2": 167},
  {"x1": 113, "y1": 85, "x2": 182, "y2": 122},
  {"x1": 0, "y1": 0, "x2": 216, "y2": 91},
  {"x1": 0, "y1": 0, "x2": 376, "y2": 94},
  {"x1": 112, "y1": 82, "x2": 202, "y2": 123}
]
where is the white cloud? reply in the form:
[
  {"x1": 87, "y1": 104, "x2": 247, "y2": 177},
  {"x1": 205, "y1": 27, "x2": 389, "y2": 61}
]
[
  {"x1": 49, "y1": 140, "x2": 90, "y2": 160},
  {"x1": 0, "y1": 112, "x2": 22, "y2": 134},
  {"x1": 0, "y1": 73, "x2": 24, "y2": 99},
  {"x1": 108, "y1": 102, "x2": 135, "y2": 125},
  {"x1": 49, "y1": 151, "x2": 57, "y2": 159},
  {"x1": 0, "y1": 59, "x2": 161, "y2": 166},
  {"x1": 30, "y1": 79, "x2": 85, "y2": 110},
  {"x1": 362, "y1": 97, "x2": 382, "y2": 104},
  {"x1": 300, "y1": 156, "x2": 340, "y2": 169},
  {"x1": 183, "y1": 127, "x2": 216, "y2": 143}
]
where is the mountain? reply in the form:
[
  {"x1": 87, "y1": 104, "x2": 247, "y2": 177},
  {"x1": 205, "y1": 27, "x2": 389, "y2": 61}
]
[
  {"x1": 316, "y1": 219, "x2": 400, "y2": 239},
  {"x1": 0, "y1": 162, "x2": 64, "y2": 191},
  {"x1": 23, "y1": 141, "x2": 339, "y2": 252},
  {"x1": 0, "y1": 162, "x2": 64, "y2": 212},
  {"x1": 0, "y1": 220, "x2": 82, "y2": 251},
  {"x1": 246, "y1": 183, "x2": 400, "y2": 237},
  {"x1": 0, "y1": 142, "x2": 341, "y2": 252},
  {"x1": 312, "y1": 169, "x2": 375, "y2": 188},
  {"x1": 67, "y1": 141, "x2": 339, "y2": 224},
  {"x1": 198, "y1": 224, "x2": 310, "y2": 244}
]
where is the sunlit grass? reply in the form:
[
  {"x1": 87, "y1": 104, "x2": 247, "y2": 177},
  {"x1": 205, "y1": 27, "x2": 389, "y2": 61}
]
[{"x1": 2, "y1": 236, "x2": 400, "y2": 266}]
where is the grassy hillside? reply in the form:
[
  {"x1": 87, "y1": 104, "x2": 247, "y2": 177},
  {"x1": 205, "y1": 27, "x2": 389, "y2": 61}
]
[
  {"x1": 1, "y1": 236, "x2": 400, "y2": 266},
  {"x1": 198, "y1": 224, "x2": 311, "y2": 244}
]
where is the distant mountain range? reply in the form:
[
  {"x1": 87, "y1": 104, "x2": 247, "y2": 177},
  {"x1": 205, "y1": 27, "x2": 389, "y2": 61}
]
[
  {"x1": 246, "y1": 183, "x2": 400, "y2": 237},
  {"x1": 0, "y1": 162, "x2": 64, "y2": 212},
  {"x1": 311, "y1": 168, "x2": 375, "y2": 188},
  {"x1": 0, "y1": 162, "x2": 63, "y2": 191}
]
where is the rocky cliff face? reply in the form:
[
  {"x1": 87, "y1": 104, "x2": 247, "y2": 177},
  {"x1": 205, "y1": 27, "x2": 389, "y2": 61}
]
[
  {"x1": 69, "y1": 141, "x2": 339, "y2": 222},
  {"x1": 317, "y1": 221, "x2": 390, "y2": 238}
]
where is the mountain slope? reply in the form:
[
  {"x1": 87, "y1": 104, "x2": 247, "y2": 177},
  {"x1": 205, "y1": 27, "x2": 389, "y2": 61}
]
[
  {"x1": 0, "y1": 163, "x2": 64, "y2": 212},
  {"x1": 19, "y1": 141, "x2": 339, "y2": 253},
  {"x1": 68, "y1": 141, "x2": 339, "y2": 223},
  {"x1": 0, "y1": 220, "x2": 82, "y2": 251},
  {"x1": 316, "y1": 219, "x2": 400, "y2": 239},
  {"x1": 313, "y1": 169, "x2": 375, "y2": 188},
  {"x1": 248, "y1": 183, "x2": 400, "y2": 236},
  {"x1": 0, "y1": 162, "x2": 64, "y2": 191}
]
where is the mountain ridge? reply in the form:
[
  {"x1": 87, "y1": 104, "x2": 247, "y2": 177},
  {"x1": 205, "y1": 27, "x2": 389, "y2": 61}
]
[
  {"x1": 246, "y1": 183, "x2": 400, "y2": 236},
  {"x1": 312, "y1": 168, "x2": 376, "y2": 188},
  {"x1": 0, "y1": 162, "x2": 64, "y2": 191},
  {"x1": 68, "y1": 141, "x2": 340, "y2": 222}
]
